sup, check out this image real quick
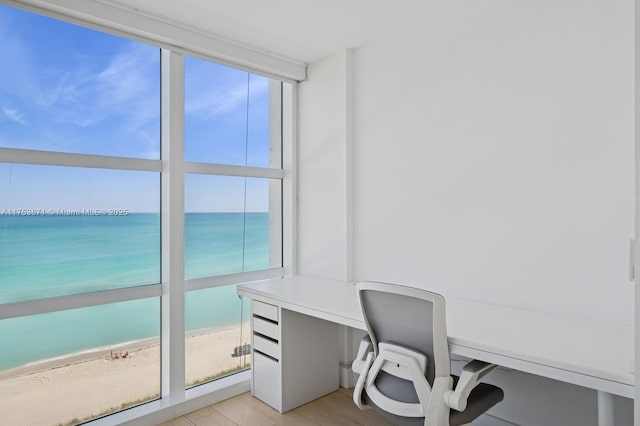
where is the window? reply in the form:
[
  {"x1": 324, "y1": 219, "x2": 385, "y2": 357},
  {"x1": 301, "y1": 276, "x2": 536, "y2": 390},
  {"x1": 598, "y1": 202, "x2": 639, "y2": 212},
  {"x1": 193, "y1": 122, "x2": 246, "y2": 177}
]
[
  {"x1": 183, "y1": 55, "x2": 284, "y2": 387},
  {"x1": 0, "y1": 4, "x2": 292, "y2": 424}
]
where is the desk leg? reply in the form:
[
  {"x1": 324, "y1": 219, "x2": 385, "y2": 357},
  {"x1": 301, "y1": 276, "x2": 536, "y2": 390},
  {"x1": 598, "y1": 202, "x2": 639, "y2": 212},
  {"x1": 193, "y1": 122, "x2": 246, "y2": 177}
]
[{"x1": 597, "y1": 391, "x2": 614, "y2": 426}]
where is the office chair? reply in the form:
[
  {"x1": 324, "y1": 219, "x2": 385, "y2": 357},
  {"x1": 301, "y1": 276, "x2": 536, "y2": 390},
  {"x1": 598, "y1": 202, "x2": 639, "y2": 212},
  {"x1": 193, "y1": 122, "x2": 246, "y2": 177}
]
[{"x1": 352, "y1": 281, "x2": 504, "y2": 426}]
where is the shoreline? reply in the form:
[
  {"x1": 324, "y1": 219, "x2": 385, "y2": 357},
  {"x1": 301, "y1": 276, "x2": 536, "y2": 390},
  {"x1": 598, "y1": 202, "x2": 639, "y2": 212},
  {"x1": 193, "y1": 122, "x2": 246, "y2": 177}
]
[
  {"x1": 0, "y1": 323, "x2": 246, "y2": 380},
  {"x1": 0, "y1": 337, "x2": 160, "y2": 380},
  {"x1": 0, "y1": 323, "x2": 251, "y2": 426}
]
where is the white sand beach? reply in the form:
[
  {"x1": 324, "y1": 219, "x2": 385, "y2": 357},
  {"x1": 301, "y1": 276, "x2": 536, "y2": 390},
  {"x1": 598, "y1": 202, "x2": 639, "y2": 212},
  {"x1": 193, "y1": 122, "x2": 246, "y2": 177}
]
[{"x1": 0, "y1": 324, "x2": 250, "y2": 426}]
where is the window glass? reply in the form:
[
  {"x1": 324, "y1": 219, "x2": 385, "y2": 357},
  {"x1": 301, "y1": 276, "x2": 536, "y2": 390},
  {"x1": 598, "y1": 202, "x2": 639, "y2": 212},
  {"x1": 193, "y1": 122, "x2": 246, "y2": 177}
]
[
  {"x1": 0, "y1": 164, "x2": 160, "y2": 303},
  {"x1": 185, "y1": 286, "x2": 251, "y2": 388},
  {"x1": 0, "y1": 4, "x2": 289, "y2": 421},
  {"x1": 0, "y1": 5, "x2": 160, "y2": 158},
  {"x1": 0, "y1": 298, "x2": 160, "y2": 425},
  {"x1": 184, "y1": 175, "x2": 280, "y2": 280},
  {"x1": 185, "y1": 56, "x2": 275, "y2": 167}
]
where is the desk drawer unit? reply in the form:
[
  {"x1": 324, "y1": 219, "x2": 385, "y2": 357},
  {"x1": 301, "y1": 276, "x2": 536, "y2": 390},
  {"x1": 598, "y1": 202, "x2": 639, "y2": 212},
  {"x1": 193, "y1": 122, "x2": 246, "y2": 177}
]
[
  {"x1": 250, "y1": 299, "x2": 339, "y2": 413},
  {"x1": 251, "y1": 300, "x2": 281, "y2": 410}
]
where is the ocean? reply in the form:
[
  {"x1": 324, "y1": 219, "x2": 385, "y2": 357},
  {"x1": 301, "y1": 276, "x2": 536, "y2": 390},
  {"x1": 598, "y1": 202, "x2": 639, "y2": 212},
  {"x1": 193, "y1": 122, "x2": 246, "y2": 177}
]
[{"x1": 0, "y1": 213, "x2": 268, "y2": 371}]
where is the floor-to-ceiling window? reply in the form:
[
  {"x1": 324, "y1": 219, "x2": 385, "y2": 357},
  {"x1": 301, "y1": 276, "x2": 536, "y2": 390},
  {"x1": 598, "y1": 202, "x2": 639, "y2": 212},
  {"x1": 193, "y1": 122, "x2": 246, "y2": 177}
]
[
  {"x1": 0, "y1": 4, "x2": 290, "y2": 425},
  {"x1": 181, "y1": 56, "x2": 284, "y2": 389}
]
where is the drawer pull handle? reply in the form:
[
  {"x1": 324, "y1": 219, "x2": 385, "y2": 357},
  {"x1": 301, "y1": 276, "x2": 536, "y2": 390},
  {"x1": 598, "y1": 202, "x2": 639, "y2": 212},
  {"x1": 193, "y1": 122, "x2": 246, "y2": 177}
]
[
  {"x1": 253, "y1": 314, "x2": 278, "y2": 325},
  {"x1": 254, "y1": 331, "x2": 278, "y2": 344},
  {"x1": 254, "y1": 349, "x2": 278, "y2": 362}
]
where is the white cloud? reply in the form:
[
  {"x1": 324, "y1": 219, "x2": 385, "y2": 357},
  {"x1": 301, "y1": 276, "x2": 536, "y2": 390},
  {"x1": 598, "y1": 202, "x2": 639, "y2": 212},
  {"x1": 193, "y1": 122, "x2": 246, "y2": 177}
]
[
  {"x1": 186, "y1": 72, "x2": 269, "y2": 121},
  {"x1": 32, "y1": 42, "x2": 160, "y2": 137},
  {"x1": 96, "y1": 43, "x2": 158, "y2": 105},
  {"x1": 2, "y1": 107, "x2": 25, "y2": 124}
]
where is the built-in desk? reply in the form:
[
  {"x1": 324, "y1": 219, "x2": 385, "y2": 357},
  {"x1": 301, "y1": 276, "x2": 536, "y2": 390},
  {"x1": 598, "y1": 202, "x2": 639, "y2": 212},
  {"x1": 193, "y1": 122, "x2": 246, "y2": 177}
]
[{"x1": 237, "y1": 276, "x2": 633, "y2": 425}]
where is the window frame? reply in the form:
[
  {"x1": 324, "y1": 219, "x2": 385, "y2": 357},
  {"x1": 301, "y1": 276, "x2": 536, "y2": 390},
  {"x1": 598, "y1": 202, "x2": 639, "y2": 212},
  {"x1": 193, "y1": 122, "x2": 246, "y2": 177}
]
[
  {"x1": 0, "y1": 3, "x2": 297, "y2": 423},
  {"x1": 2, "y1": 0, "x2": 306, "y2": 81}
]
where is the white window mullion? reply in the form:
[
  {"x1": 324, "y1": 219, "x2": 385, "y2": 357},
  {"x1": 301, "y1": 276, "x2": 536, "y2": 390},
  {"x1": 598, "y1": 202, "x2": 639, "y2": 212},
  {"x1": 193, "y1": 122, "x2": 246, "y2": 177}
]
[
  {"x1": 185, "y1": 268, "x2": 285, "y2": 292},
  {"x1": 0, "y1": 147, "x2": 161, "y2": 171},
  {"x1": 161, "y1": 49, "x2": 186, "y2": 401},
  {"x1": 0, "y1": 284, "x2": 161, "y2": 320},
  {"x1": 184, "y1": 161, "x2": 283, "y2": 179}
]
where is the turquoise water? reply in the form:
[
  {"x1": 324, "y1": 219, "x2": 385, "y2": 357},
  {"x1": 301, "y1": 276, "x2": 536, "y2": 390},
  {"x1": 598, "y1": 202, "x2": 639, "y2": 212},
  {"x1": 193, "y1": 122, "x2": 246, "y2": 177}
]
[{"x1": 0, "y1": 213, "x2": 268, "y2": 370}]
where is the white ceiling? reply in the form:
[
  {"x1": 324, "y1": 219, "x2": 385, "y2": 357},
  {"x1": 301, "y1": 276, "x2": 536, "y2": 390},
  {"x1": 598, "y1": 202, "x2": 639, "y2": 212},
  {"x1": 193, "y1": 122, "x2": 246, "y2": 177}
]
[{"x1": 102, "y1": 0, "x2": 436, "y2": 64}]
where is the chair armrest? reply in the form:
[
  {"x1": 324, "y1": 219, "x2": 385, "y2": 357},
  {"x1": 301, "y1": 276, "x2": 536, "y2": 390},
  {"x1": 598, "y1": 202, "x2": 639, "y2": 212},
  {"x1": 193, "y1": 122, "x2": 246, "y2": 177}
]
[
  {"x1": 352, "y1": 334, "x2": 372, "y2": 375},
  {"x1": 444, "y1": 360, "x2": 497, "y2": 412}
]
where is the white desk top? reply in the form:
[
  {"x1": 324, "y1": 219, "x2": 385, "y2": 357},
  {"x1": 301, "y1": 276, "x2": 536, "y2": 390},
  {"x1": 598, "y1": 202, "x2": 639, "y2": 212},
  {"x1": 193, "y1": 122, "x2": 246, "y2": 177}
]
[{"x1": 237, "y1": 276, "x2": 634, "y2": 398}]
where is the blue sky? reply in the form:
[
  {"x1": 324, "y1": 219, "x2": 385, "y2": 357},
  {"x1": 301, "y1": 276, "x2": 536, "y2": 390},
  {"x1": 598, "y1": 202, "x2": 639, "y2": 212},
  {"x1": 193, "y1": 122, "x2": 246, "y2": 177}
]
[{"x1": 0, "y1": 5, "x2": 272, "y2": 212}]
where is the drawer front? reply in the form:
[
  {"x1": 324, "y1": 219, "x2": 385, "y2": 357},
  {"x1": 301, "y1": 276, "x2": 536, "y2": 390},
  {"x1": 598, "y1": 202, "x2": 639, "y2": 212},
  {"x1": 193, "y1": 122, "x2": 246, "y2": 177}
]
[
  {"x1": 253, "y1": 351, "x2": 281, "y2": 411},
  {"x1": 253, "y1": 300, "x2": 278, "y2": 322},
  {"x1": 253, "y1": 316, "x2": 279, "y2": 340},
  {"x1": 253, "y1": 334, "x2": 279, "y2": 360}
]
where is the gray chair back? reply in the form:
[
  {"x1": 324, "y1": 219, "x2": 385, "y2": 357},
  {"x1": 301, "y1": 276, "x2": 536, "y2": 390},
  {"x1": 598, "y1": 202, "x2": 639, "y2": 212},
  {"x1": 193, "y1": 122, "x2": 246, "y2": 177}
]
[{"x1": 358, "y1": 282, "x2": 451, "y2": 386}]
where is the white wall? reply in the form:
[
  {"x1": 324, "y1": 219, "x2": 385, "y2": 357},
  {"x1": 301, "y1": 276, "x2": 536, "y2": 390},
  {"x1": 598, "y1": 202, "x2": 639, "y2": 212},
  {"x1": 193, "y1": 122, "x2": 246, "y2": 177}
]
[
  {"x1": 298, "y1": 1, "x2": 634, "y2": 425},
  {"x1": 353, "y1": 0, "x2": 634, "y2": 324}
]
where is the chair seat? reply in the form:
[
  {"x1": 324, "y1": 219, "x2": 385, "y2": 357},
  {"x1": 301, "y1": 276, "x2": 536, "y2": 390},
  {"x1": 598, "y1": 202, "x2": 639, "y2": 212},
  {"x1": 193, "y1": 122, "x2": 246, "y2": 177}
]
[
  {"x1": 450, "y1": 380, "x2": 504, "y2": 426},
  {"x1": 364, "y1": 372, "x2": 504, "y2": 426}
]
